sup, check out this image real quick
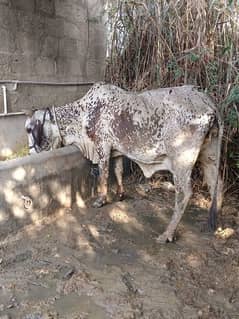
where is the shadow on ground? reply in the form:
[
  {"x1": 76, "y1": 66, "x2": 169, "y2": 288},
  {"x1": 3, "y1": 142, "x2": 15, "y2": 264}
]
[{"x1": 0, "y1": 180, "x2": 239, "y2": 319}]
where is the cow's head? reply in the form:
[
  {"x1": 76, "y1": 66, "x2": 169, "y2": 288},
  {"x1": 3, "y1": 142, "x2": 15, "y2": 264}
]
[{"x1": 24, "y1": 108, "x2": 62, "y2": 154}]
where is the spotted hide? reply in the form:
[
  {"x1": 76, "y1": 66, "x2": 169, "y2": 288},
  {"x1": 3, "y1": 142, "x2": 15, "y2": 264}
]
[{"x1": 25, "y1": 82, "x2": 223, "y2": 243}]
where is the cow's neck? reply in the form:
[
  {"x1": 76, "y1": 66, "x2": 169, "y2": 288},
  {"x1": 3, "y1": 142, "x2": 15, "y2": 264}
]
[{"x1": 53, "y1": 100, "x2": 84, "y2": 137}]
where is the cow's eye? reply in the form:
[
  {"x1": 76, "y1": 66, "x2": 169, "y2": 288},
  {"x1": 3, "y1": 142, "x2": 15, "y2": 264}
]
[{"x1": 26, "y1": 127, "x2": 32, "y2": 134}]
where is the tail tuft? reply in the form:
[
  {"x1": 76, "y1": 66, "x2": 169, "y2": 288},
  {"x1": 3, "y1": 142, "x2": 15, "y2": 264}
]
[{"x1": 208, "y1": 198, "x2": 217, "y2": 231}]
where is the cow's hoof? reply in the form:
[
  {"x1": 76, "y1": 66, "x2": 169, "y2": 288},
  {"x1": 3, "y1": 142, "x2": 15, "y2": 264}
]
[
  {"x1": 156, "y1": 232, "x2": 174, "y2": 244},
  {"x1": 92, "y1": 198, "x2": 105, "y2": 208},
  {"x1": 117, "y1": 192, "x2": 125, "y2": 201}
]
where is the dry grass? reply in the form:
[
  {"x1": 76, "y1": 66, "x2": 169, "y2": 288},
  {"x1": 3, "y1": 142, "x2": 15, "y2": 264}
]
[{"x1": 0, "y1": 145, "x2": 29, "y2": 161}]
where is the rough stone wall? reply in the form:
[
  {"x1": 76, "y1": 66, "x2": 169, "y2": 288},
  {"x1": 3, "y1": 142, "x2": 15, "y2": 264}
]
[{"x1": 0, "y1": 0, "x2": 106, "y2": 113}]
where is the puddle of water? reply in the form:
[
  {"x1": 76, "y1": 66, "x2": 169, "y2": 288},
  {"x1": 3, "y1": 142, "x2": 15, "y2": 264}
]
[{"x1": 54, "y1": 293, "x2": 107, "y2": 318}]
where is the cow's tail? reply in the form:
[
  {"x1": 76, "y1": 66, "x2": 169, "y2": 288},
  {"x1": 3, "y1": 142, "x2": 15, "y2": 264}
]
[{"x1": 208, "y1": 110, "x2": 224, "y2": 231}]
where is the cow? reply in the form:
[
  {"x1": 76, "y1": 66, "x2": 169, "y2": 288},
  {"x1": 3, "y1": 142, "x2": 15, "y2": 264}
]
[{"x1": 24, "y1": 82, "x2": 223, "y2": 243}]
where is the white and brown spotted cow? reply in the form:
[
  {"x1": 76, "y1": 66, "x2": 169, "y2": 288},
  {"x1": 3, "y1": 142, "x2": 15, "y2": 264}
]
[{"x1": 25, "y1": 82, "x2": 223, "y2": 243}]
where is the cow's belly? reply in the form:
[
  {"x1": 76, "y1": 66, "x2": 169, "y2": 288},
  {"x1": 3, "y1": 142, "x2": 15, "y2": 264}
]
[
  {"x1": 135, "y1": 158, "x2": 172, "y2": 178},
  {"x1": 113, "y1": 139, "x2": 166, "y2": 164},
  {"x1": 112, "y1": 141, "x2": 172, "y2": 178}
]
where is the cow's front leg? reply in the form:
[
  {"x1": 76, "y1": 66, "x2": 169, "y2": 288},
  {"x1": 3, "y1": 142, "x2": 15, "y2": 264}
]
[{"x1": 93, "y1": 146, "x2": 111, "y2": 208}]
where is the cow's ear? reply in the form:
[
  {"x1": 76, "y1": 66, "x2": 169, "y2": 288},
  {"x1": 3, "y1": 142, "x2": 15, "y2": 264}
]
[{"x1": 22, "y1": 109, "x2": 34, "y2": 117}]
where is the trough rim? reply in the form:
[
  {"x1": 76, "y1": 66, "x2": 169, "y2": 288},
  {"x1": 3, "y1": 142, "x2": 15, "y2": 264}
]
[{"x1": 0, "y1": 145, "x2": 83, "y2": 171}]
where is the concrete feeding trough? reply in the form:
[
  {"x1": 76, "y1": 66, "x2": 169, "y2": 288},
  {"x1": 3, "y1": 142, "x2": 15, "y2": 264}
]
[{"x1": 0, "y1": 145, "x2": 93, "y2": 239}]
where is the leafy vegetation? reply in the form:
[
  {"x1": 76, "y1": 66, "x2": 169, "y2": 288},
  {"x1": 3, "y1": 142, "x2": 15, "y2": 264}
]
[
  {"x1": 1, "y1": 146, "x2": 29, "y2": 161},
  {"x1": 105, "y1": 0, "x2": 239, "y2": 192}
]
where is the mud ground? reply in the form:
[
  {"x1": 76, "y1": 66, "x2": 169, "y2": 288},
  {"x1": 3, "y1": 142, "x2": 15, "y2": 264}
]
[{"x1": 0, "y1": 180, "x2": 239, "y2": 319}]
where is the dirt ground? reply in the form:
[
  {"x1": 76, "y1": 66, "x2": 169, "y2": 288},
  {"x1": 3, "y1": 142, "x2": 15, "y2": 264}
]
[{"x1": 0, "y1": 179, "x2": 239, "y2": 319}]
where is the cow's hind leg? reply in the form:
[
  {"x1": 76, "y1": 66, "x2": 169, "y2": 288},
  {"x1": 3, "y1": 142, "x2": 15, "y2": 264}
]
[
  {"x1": 114, "y1": 156, "x2": 125, "y2": 200},
  {"x1": 199, "y1": 137, "x2": 223, "y2": 230},
  {"x1": 157, "y1": 171, "x2": 192, "y2": 243}
]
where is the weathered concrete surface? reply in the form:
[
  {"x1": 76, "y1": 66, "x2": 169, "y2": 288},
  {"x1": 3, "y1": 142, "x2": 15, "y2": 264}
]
[
  {"x1": 0, "y1": 0, "x2": 106, "y2": 112},
  {"x1": 0, "y1": 145, "x2": 92, "y2": 238}
]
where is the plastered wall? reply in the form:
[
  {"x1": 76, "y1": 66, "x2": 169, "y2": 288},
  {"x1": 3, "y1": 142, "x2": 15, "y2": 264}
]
[{"x1": 0, "y1": 0, "x2": 106, "y2": 112}]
